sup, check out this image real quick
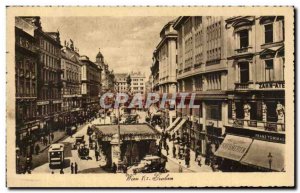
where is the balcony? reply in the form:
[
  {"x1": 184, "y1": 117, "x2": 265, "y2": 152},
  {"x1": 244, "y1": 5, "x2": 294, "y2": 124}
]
[
  {"x1": 235, "y1": 82, "x2": 251, "y2": 90},
  {"x1": 234, "y1": 46, "x2": 253, "y2": 54},
  {"x1": 184, "y1": 67, "x2": 192, "y2": 72}
]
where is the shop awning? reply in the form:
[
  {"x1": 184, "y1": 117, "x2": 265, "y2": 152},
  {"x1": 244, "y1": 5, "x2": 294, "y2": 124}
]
[
  {"x1": 241, "y1": 140, "x2": 285, "y2": 171},
  {"x1": 166, "y1": 117, "x2": 181, "y2": 131},
  {"x1": 171, "y1": 118, "x2": 187, "y2": 134},
  {"x1": 214, "y1": 134, "x2": 253, "y2": 161}
]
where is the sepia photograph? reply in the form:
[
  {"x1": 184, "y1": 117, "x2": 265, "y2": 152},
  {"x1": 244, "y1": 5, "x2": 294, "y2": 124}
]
[{"x1": 6, "y1": 6, "x2": 294, "y2": 188}]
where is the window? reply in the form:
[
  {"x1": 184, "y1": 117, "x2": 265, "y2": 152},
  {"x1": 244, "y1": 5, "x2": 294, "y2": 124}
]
[
  {"x1": 239, "y1": 62, "x2": 249, "y2": 83},
  {"x1": 264, "y1": 24, "x2": 273, "y2": 43},
  {"x1": 265, "y1": 59, "x2": 274, "y2": 81},
  {"x1": 239, "y1": 30, "x2": 249, "y2": 48},
  {"x1": 206, "y1": 103, "x2": 221, "y2": 120}
]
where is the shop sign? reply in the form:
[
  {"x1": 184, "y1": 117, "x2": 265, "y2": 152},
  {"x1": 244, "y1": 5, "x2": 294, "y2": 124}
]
[
  {"x1": 226, "y1": 126, "x2": 285, "y2": 143},
  {"x1": 258, "y1": 82, "x2": 285, "y2": 89},
  {"x1": 254, "y1": 133, "x2": 285, "y2": 143}
]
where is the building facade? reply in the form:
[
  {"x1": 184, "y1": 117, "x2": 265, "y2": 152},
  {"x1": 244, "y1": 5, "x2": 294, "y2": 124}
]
[
  {"x1": 130, "y1": 71, "x2": 146, "y2": 95},
  {"x1": 156, "y1": 20, "x2": 178, "y2": 94},
  {"x1": 21, "y1": 17, "x2": 64, "y2": 136},
  {"x1": 173, "y1": 16, "x2": 228, "y2": 153},
  {"x1": 15, "y1": 17, "x2": 39, "y2": 149},
  {"x1": 150, "y1": 50, "x2": 160, "y2": 93},
  {"x1": 95, "y1": 50, "x2": 115, "y2": 93},
  {"x1": 80, "y1": 55, "x2": 101, "y2": 119},
  {"x1": 61, "y1": 40, "x2": 83, "y2": 127},
  {"x1": 114, "y1": 73, "x2": 128, "y2": 92},
  {"x1": 171, "y1": 16, "x2": 285, "y2": 171},
  {"x1": 222, "y1": 16, "x2": 285, "y2": 171}
]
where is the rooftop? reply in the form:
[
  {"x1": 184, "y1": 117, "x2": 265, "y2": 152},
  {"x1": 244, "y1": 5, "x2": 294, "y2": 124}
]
[{"x1": 93, "y1": 123, "x2": 159, "y2": 136}]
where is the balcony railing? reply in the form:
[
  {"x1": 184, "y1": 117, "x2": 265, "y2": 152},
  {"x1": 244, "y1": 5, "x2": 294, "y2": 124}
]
[
  {"x1": 234, "y1": 46, "x2": 252, "y2": 54},
  {"x1": 231, "y1": 119, "x2": 285, "y2": 133},
  {"x1": 235, "y1": 82, "x2": 251, "y2": 90}
]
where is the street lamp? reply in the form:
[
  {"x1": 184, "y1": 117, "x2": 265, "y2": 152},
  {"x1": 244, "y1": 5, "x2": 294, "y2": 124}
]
[
  {"x1": 113, "y1": 81, "x2": 122, "y2": 170},
  {"x1": 268, "y1": 152, "x2": 273, "y2": 171}
]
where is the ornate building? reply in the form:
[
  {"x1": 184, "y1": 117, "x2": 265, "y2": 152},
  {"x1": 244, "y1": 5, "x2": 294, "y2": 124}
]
[
  {"x1": 61, "y1": 39, "x2": 82, "y2": 127},
  {"x1": 80, "y1": 55, "x2": 101, "y2": 119},
  {"x1": 15, "y1": 17, "x2": 39, "y2": 149},
  {"x1": 20, "y1": 17, "x2": 63, "y2": 138},
  {"x1": 221, "y1": 16, "x2": 285, "y2": 171}
]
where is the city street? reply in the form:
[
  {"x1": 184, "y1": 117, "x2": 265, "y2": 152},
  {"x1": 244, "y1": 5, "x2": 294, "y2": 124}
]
[
  {"x1": 32, "y1": 116, "x2": 111, "y2": 174},
  {"x1": 28, "y1": 110, "x2": 197, "y2": 174}
]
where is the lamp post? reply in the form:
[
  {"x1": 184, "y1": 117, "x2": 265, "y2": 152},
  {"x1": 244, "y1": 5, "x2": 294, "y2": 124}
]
[
  {"x1": 113, "y1": 81, "x2": 122, "y2": 170},
  {"x1": 268, "y1": 152, "x2": 273, "y2": 171}
]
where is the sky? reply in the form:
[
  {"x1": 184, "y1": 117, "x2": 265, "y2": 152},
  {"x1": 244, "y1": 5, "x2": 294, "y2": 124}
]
[{"x1": 41, "y1": 16, "x2": 175, "y2": 78}]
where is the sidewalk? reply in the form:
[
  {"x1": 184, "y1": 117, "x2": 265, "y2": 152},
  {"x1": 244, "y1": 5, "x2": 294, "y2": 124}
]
[
  {"x1": 161, "y1": 139, "x2": 213, "y2": 173},
  {"x1": 39, "y1": 130, "x2": 67, "y2": 152},
  {"x1": 154, "y1": 125, "x2": 213, "y2": 172}
]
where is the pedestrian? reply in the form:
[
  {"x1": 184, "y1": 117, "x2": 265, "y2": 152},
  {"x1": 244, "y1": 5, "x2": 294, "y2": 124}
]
[
  {"x1": 178, "y1": 162, "x2": 183, "y2": 173},
  {"x1": 40, "y1": 136, "x2": 44, "y2": 143},
  {"x1": 51, "y1": 133, "x2": 54, "y2": 142},
  {"x1": 35, "y1": 144, "x2": 40, "y2": 155},
  {"x1": 95, "y1": 150, "x2": 99, "y2": 161},
  {"x1": 185, "y1": 154, "x2": 190, "y2": 168},
  {"x1": 71, "y1": 162, "x2": 74, "y2": 174},
  {"x1": 112, "y1": 162, "x2": 117, "y2": 173},
  {"x1": 197, "y1": 155, "x2": 202, "y2": 166},
  {"x1": 166, "y1": 144, "x2": 169, "y2": 156},
  {"x1": 44, "y1": 138, "x2": 48, "y2": 146},
  {"x1": 123, "y1": 164, "x2": 128, "y2": 173},
  {"x1": 74, "y1": 162, "x2": 78, "y2": 174},
  {"x1": 60, "y1": 169, "x2": 64, "y2": 174},
  {"x1": 195, "y1": 147, "x2": 200, "y2": 161},
  {"x1": 172, "y1": 145, "x2": 176, "y2": 158}
]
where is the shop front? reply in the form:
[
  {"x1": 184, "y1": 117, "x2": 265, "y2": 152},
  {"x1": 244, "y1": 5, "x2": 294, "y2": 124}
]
[{"x1": 215, "y1": 126, "x2": 285, "y2": 172}]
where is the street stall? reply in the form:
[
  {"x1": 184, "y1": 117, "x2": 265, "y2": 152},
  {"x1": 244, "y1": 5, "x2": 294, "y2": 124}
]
[{"x1": 92, "y1": 123, "x2": 161, "y2": 170}]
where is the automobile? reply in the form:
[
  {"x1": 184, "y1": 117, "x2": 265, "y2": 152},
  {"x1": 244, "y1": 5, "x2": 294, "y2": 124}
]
[
  {"x1": 124, "y1": 114, "x2": 139, "y2": 124},
  {"x1": 130, "y1": 155, "x2": 167, "y2": 173},
  {"x1": 73, "y1": 135, "x2": 84, "y2": 149},
  {"x1": 78, "y1": 144, "x2": 90, "y2": 159}
]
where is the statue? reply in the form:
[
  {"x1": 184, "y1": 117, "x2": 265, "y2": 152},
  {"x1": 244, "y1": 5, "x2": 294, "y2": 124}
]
[
  {"x1": 276, "y1": 102, "x2": 285, "y2": 131},
  {"x1": 243, "y1": 103, "x2": 251, "y2": 120},
  {"x1": 262, "y1": 102, "x2": 267, "y2": 122}
]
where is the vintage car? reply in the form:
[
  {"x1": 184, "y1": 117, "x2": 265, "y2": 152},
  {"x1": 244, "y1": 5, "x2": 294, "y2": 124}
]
[
  {"x1": 124, "y1": 114, "x2": 139, "y2": 124},
  {"x1": 73, "y1": 135, "x2": 84, "y2": 149},
  {"x1": 129, "y1": 155, "x2": 167, "y2": 173},
  {"x1": 78, "y1": 144, "x2": 90, "y2": 159}
]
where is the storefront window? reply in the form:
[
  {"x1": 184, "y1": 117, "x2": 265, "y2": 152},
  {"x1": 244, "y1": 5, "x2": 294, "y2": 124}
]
[
  {"x1": 266, "y1": 101, "x2": 277, "y2": 122},
  {"x1": 235, "y1": 101, "x2": 244, "y2": 119}
]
